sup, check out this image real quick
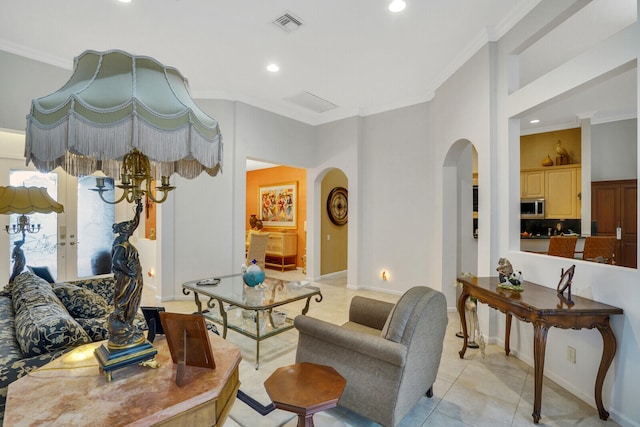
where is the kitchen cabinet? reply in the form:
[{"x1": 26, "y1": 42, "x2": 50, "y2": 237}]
[
  {"x1": 521, "y1": 170, "x2": 545, "y2": 198},
  {"x1": 520, "y1": 165, "x2": 581, "y2": 219},
  {"x1": 545, "y1": 166, "x2": 580, "y2": 219}
]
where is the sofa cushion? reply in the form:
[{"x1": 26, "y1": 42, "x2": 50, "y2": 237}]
[
  {"x1": 75, "y1": 317, "x2": 109, "y2": 341},
  {"x1": 53, "y1": 283, "x2": 111, "y2": 318},
  {"x1": 0, "y1": 297, "x2": 24, "y2": 364},
  {"x1": 67, "y1": 276, "x2": 116, "y2": 305},
  {"x1": 27, "y1": 265, "x2": 55, "y2": 283},
  {"x1": 12, "y1": 273, "x2": 91, "y2": 357}
]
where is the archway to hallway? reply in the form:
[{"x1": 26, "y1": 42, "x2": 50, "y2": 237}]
[
  {"x1": 319, "y1": 168, "x2": 348, "y2": 281},
  {"x1": 442, "y1": 140, "x2": 478, "y2": 307},
  {"x1": 245, "y1": 159, "x2": 307, "y2": 275}
]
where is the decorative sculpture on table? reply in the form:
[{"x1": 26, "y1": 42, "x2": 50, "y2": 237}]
[
  {"x1": 107, "y1": 200, "x2": 145, "y2": 348},
  {"x1": 496, "y1": 258, "x2": 513, "y2": 283},
  {"x1": 556, "y1": 264, "x2": 575, "y2": 307},
  {"x1": 496, "y1": 258, "x2": 523, "y2": 291},
  {"x1": 9, "y1": 238, "x2": 26, "y2": 284}
]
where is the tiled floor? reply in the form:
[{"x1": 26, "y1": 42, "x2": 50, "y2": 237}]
[{"x1": 145, "y1": 271, "x2": 619, "y2": 427}]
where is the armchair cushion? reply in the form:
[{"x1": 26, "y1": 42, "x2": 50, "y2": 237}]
[
  {"x1": 349, "y1": 296, "x2": 394, "y2": 330},
  {"x1": 382, "y1": 286, "x2": 431, "y2": 345},
  {"x1": 294, "y1": 315, "x2": 407, "y2": 366}
]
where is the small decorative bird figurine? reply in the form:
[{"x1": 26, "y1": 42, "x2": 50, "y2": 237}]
[{"x1": 556, "y1": 140, "x2": 570, "y2": 158}]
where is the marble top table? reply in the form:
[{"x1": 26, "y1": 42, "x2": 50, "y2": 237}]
[{"x1": 5, "y1": 331, "x2": 241, "y2": 426}]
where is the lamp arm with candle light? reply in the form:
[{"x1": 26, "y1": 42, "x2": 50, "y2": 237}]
[{"x1": 91, "y1": 149, "x2": 175, "y2": 205}]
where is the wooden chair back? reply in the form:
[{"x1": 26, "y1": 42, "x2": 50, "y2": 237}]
[
  {"x1": 547, "y1": 236, "x2": 578, "y2": 259},
  {"x1": 246, "y1": 232, "x2": 270, "y2": 269},
  {"x1": 583, "y1": 236, "x2": 617, "y2": 264}
]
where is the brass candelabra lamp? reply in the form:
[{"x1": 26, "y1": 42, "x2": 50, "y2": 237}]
[
  {"x1": 5, "y1": 214, "x2": 41, "y2": 236},
  {"x1": 92, "y1": 149, "x2": 175, "y2": 204}
]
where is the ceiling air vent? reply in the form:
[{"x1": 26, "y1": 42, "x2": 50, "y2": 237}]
[
  {"x1": 272, "y1": 11, "x2": 303, "y2": 33},
  {"x1": 283, "y1": 91, "x2": 338, "y2": 113}
]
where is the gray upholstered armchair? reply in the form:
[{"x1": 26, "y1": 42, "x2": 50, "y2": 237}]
[{"x1": 294, "y1": 286, "x2": 448, "y2": 427}]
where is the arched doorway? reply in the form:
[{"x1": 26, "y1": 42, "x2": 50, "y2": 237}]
[
  {"x1": 442, "y1": 140, "x2": 478, "y2": 306},
  {"x1": 320, "y1": 168, "x2": 348, "y2": 277}
]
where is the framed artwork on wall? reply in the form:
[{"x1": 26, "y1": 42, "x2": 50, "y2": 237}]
[{"x1": 259, "y1": 182, "x2": 297, "y2": 227}]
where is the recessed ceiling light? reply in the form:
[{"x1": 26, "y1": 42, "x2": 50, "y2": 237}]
[
  {"x1": 388, "y1": 0, "x2": 406, "y2": 12},
  {"x1": 530, "y1": 119, "x2": 540, "y2": 124},
  {"x1": 267, "y1": 63, "x2": 280, "y2": 73},
  {"x1": 118, "y1": 0, "x2": 132, "y2": 3}
]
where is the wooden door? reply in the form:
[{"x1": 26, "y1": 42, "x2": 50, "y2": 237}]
[
  {"x1": 592, "y1": 180, "x2": 637, "y2": 268},
  {"x1": 620, "y1": 181, "x2": 637, "y2": 268}
]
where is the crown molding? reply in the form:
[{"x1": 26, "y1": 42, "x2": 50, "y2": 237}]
[{"x1": 0, "y1": 39, "x2": 72, "y2": 70}]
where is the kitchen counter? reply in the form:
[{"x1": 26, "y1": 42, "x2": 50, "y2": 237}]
[{"x1": 520, "y1": 234, "x2": 583, "y2": 240}]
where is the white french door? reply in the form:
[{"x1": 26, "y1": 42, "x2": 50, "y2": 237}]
[{"x1": 8, "y1": 169, "x2": 114, "y2": 282}]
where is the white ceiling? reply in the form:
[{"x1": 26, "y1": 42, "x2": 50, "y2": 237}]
[{"x1": 0, "y1": 0, "x2": 540, "y2": 125}]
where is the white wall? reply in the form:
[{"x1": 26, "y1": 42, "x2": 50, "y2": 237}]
[
  {"x1": 311, "y1": 117, "x2": 360, "y2": 287},
  {"x1": 498, "y1": 2, "x2": 639, "y2": 425},
  {"x1": 157, "y1": 101, "x2": 316, "y2": 300},
  {"x1": 431, "y1": 43, "x2": 496, "y2": 306},
  {"x1": 592, "y1": 118, "x2": 637, "y2": 181}
]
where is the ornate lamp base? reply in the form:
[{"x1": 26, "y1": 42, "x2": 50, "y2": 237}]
[{"x1": 94, "y1": 340, "x2": 158, "y2": 381}]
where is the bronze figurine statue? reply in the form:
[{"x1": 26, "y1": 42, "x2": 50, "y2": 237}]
[
  {"x1": 9, "y1": 237, "x2": 26, "y2": 283},
  {"x1": 107, "y1": 200, "x2": 145, "y2": 348}
]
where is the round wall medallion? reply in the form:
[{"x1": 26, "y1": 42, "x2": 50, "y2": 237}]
[{"x1": 327, "y1": 186, "x2": 348, "y2": 226}]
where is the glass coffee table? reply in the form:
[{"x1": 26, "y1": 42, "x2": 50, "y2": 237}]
[{"x1": 182, "y1": 274, "x2": 322, "y2": 369}]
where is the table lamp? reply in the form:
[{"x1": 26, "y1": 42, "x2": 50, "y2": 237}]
[{"x1": 0, "y1": 186, "x2": 64, "y2": 283}]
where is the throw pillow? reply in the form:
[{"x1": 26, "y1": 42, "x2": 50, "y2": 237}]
[
  {"x1": 27, "y1": 265, "x2": 55, "y2": 284},
  {"x1": 53, "y1": 283, "x2": 111, "y2": 319},
  {"x1": 12, "y1": 273, "x2": 91, "y2": 357}
]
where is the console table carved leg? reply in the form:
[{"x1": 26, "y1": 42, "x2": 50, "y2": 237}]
[
  {"x1": 457, "y1": 289, "x2": 470, "y2": 358},
  {"x1": 532, "y1": 321, "x2": 549, "y2": 424},
  {"x1": 505, "y1": 313, "x2": 512, "y2": 356},
  {"x1": 595, "y1": 318, "x2": 616, "y2": 420}
]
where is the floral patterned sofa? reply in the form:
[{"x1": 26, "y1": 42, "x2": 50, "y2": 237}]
[{"x1": 0, "y1": 271, "x2": 145, "y2": 425}]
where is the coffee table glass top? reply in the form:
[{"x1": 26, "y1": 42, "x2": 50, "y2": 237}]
[{"x1": 182, "y1": 274, "x2": 320, "y2": 309}]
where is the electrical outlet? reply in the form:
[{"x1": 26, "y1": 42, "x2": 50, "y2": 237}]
[{"x1": 567, "y1": 346, "x2": 576, "y2": 364}]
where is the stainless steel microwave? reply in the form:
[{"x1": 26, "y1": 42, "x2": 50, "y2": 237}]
[{"x1": 521, "y1": 199, "x2": 545, "y2": 218}]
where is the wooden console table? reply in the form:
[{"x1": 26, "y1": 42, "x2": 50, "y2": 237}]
[
  {"x1": 5, "y1": 332, "x2": 241, "y2": 426},
  {"x1": 457, "y1": 276, "x2": 623, "y2": 424}
]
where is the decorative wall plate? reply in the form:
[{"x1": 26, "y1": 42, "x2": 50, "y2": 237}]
[{"x1": 327, "y1": 187, "x2": 348, "y2": 226}]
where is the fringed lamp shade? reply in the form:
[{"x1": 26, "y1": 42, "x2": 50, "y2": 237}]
[
  {"x1": 25, "y1": 49, "x2": 222, "y2": 180},
  {"x1": 0, "y1": 186, "x2": 64, "y2": 215}
]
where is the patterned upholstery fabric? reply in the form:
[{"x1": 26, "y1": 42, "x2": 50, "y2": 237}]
[
  {"x1": 75, "y1": 317, "x2": 110, "y2": 341},
  {"x1": 12, "y1": 273, "x2": 91, "y2": 358},
  {"x1": 53, "y1": 283, "x2": 111, "y2": 318},
  {"x1": 68, "y1": 276, "x2": 116, "y2": 305},
  {"x1": 0, "y1": 272, "x2": 153, "y2": 425}
]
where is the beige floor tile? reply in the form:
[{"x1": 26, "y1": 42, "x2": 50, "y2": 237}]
[{"x1": 140, "y1": 269, "x2": 612, "y2": 427}]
